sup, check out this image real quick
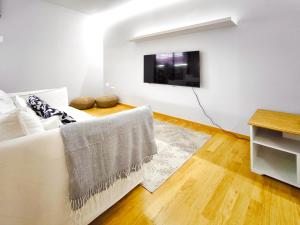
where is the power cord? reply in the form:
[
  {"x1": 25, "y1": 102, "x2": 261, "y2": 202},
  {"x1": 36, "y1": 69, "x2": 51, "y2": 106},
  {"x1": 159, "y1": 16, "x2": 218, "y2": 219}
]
[{"x1": 191, "y1": 87, "x2": 248, "y2": 141}]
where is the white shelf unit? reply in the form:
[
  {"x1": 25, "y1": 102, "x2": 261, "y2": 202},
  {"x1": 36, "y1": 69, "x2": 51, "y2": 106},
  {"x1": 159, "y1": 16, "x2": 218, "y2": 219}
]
[
  {"x1": 130, "y1": 17, "x2": 237, "y2": 42},
  {"x1": 250, "y1": 126, "x2": 300, "y2": 188}
]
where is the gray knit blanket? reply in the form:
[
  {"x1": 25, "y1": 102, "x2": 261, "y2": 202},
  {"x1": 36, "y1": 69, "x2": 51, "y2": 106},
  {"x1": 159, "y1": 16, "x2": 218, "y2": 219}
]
[{"x1": 60, "y1": 106, "x2": 157, "y2": 211}]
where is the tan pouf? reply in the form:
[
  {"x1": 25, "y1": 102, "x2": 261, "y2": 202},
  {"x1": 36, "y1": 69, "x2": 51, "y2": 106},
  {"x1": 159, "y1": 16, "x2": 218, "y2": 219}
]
[
  {"x1": 70, "y1": 96, "x2": 95, "y2": 110},
  {"x1": 96, "y1": 95, "x2": 119, "y2": 108}
]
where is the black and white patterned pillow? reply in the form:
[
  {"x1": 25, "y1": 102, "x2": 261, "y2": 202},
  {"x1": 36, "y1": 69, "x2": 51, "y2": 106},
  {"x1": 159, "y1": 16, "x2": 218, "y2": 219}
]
[{"x1": 28, "y1": 95, "x2": 76, "y2": 125}]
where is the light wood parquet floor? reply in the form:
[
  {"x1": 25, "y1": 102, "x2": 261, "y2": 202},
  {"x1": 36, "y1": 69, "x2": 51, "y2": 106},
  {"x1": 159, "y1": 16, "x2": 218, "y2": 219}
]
[{"x1": 84, "y1": 104, "x2": 300, "y2": 225}]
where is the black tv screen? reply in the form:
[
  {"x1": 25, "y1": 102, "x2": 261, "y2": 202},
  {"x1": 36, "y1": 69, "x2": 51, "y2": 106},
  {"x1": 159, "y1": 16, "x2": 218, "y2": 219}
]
[{"x1": 144, "y1": 51, "x2": 200, "y2": 87}]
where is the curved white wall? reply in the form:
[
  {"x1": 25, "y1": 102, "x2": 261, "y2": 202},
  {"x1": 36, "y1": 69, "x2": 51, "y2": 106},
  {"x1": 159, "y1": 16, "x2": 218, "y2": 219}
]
[
  {"x1": 0, "y1": 0, "x2": 103, "y2": 100},
  {"x1": 103, "y1": 0, "x2": 300, "y2": 135}
]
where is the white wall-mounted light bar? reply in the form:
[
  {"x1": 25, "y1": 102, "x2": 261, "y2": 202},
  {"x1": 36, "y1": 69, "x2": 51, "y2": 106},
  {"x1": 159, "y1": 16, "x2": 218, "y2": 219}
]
[
  {"x1": 130, "y1": 17, "x2": 237, "y2": 42},
  {"x1": 0, "y1": 36, "x2": 3, "y2": 43}
]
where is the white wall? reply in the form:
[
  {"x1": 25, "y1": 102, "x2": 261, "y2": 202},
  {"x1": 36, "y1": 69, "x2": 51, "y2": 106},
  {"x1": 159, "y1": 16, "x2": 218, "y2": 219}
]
[
  {"x1": 0, "y1": 0, "x2": 103, "y2": 100},
  {"x1": 103, "y1": 0, "x2": 300, "y2": 135}
]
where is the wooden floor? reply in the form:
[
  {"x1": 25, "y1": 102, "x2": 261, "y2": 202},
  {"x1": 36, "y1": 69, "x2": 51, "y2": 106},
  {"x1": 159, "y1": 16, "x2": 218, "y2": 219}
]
[{"x1": 85, "y1": 104, "x2": 300, "y2": 225}]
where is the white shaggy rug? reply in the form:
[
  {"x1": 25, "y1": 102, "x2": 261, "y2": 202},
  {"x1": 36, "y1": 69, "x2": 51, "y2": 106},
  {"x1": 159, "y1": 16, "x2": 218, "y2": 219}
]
[{"x1": 142, "y1": 120, "x2": 211, "y2": 192}]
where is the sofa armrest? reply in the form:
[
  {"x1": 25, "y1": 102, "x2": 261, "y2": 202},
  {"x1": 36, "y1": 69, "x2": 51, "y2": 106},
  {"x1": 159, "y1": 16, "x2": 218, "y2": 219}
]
[{"x1": 0, "y1": 129, "x2": 70, "y2": 225}]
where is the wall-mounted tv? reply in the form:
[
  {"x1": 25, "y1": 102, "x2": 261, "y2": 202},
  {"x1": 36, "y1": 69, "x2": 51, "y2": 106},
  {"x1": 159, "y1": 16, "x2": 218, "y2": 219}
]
[{"x1": 144, "y1": 51, "x2": 200, "y2": 87}]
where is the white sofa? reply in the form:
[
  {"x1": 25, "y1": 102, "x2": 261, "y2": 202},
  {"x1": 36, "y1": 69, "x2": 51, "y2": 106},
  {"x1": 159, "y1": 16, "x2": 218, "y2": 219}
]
[{"x1": 0, "y1": 88, "x2": 143, "y2": 225}]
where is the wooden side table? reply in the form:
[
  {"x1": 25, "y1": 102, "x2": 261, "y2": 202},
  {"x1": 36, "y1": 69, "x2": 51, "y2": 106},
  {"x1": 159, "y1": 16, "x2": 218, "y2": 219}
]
[{"x1": 248, "y1": 109, "x2": 300, "y2": 188}]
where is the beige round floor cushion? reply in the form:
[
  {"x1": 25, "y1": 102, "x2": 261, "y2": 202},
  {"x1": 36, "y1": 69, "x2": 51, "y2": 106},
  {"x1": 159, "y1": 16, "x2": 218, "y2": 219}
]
[
  {"x1": 95, "y1": 95, "x2": 119, "y2": 108},
  {"x1": 70, "y1": 96, "x2": 95, "y2": 110}
]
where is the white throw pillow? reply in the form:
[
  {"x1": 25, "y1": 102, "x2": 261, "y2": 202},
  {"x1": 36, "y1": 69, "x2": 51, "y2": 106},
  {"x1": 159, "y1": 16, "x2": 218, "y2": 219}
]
[
  {"x1": 18, "y1": 109, "x2": 44, "y2": 135},
  {"x1": 0, "y1": 110, "x2": 25, "y2": 141},
  {"x1": 41, "y1": 116, "x2": 61, "y2": 130},
  {"x1": 15, "y1": 95, "x2": 61, "y2": 130},
  {"x1": 15, "y1": 95, "x2": 28, "y2": 108},
  {"x1": 10, "y1": 87, "x2": 69, "y2": 109},
  {"x1": 0, "y1": 90, "x2": 16, "y2": 114},
  {"x1": 0, "y1": 108, "x2": 45, "y2": 141},
  {"x1": 14, "y1": 95, "x2": 39, "y2": 115}
]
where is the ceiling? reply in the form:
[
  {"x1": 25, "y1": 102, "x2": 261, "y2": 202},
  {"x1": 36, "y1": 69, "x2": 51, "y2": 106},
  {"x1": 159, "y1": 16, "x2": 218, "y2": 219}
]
[{"x1": 45, "y1": 0, "x2": 132, "y2": 14}]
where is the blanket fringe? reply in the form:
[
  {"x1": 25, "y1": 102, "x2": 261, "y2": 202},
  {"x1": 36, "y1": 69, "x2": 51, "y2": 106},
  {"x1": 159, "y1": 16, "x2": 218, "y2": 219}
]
[{"x1": 70, "y1": 156, "x2": 153, "y2": 211}]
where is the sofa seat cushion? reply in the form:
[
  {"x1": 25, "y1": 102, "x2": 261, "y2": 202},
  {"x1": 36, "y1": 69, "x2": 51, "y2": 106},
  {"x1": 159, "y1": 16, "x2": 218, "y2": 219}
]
[
  {"x1": 70, "y1": 96, "x2": 95, "y2": 110},
  {"x1": 95, "y1": 96, "x2": 119, "y2": 108},
  {"x1": 57, "y1": 106, "x2": 93, "y2": 122}
]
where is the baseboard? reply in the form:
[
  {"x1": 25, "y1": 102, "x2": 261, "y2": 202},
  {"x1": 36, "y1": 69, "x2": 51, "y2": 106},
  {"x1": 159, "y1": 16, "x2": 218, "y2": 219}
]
[{"x1": 119, "y1": 102, "x2": 250, "y2": 140}]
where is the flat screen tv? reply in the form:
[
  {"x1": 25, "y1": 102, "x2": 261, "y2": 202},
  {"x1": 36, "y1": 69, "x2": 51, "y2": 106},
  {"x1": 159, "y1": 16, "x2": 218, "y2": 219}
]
[{"x1": 144, "y1": 51, "x2": 200, "y2": 87}]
